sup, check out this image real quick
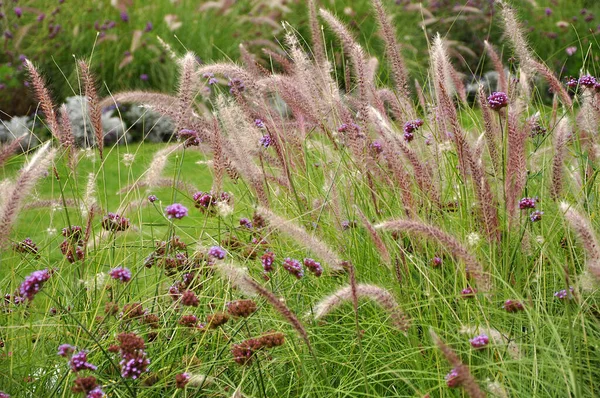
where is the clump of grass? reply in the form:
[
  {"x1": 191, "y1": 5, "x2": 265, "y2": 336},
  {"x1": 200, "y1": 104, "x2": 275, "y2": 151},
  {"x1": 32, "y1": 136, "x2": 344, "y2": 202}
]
[{"x1": 1, "y1": 1, "x2": 600, "y2": 397}]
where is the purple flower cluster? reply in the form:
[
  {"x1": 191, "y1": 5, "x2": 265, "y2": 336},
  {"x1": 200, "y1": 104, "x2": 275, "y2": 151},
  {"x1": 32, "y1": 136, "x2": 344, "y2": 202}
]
[
  {"x1": 87, "y1": 388, "x2": 105, "y2": 398},
  {"x1": 445, "y1": 367, "x2": 460, "y2": 388},
  {"x1": 255, "y1": 119, "x2": 265, "y2": 129},
  {"x1": 102, "y1": 213, "x2": 130, "y2": 232},
  {"x1": 19, "y1": 269, "x2": 51, "y2": 301},
  {"x1": 208, "y1": 245, "x2": 226, "y2": 260},
  {"x1": 109, "y1": 267, "x2": 132, "y2": 283},
  {"x1": 204, "y1": 73, "x2": 218, "y2": 85},
  {"x1": 58, "y1": 344, "x2": 76, "y2": 357},
  {"x1": 503, "y1": 299, "x2": 524, "y2": 312},
  {"x1": 283, "y1": 258, "x2": 304, "y2": 279},
  {"x1": 165, "y1": 203, "x2": 188, "y2": 219},
  {"x1": 461, "y1": 287, "x2": 476, "y2": 298},
  {"x1": 303, "y1": 258, "x2": 323, "y2": 277},
  {"x1": 70, "y1": 351, "x2": 98, "y2": 372},
  {"x1": 239, "y1": 218, "x2": 253, "y2": 229},
  {"x1": 529, "y1": 210, "x2": 543, "y2": 222},
  {"x1": 431, "y1": 256, "x2": 442, "y2": 267},
  {"x1": 116, "y1": 333, "x2": 150, "y2": 379},
  {"x1": 370, "y1": 140, "x2": 383, "y2": 154},
  {"x1": 148, "y1": 194, "x2": 157, "y2": 203},
  {"x1": 228, "y1": 78, "x2": 245, "y2": 94},
  {"x1": 578, "y1": 74, "x2": 596, "y2": 87},
  {"x1": 192, "y1": 191, "x2": 231, "y2": 214},
  {"x1": 566, "y1": 77, "x2": 579, "y2": 88},
  {"x1": 13, "y1": 237, "x2": 39, "y2": 255},
  {"x1": 262, "y1": 251, "x2": 275, "y2": 272},
  {"x1": 259, "y1": 134, "x2": 272, "y2": 148},
  {"x1": 469, "y1": 334, "x2": 489, "y2": 349},
  {"x1": 519, "y1": 197, "x2": 537, "y2": 209},
  {"x1": 177, "y1": 129, "x2": 201, "y2": 147},
  {"x1": 337, "y1": 122, "x2": 360, "y2": 133},
  {"x1": 554, "y1": 287, "x2": 575, "y2": 300},
  {"x1": 403, "y1": 119, "x2": 423, "y2": 142},
  {"x1": 487, "y1": 91, "x2": 509, "y2": 110},
  {"x1": 120, "y1": 352, "x2": 150, "y2": 379}
]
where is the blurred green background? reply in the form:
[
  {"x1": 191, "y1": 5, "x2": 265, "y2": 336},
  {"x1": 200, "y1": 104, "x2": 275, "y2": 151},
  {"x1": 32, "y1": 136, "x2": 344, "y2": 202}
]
[{"x1": 1, "y1": 0, "x2": 600, "y2": 117}]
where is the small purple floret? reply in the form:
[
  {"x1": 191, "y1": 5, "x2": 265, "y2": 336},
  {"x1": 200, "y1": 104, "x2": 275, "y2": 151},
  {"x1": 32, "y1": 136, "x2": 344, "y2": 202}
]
[
  {"x1": 19, "y1": 269, "x2": 51, "y2": 301},
  {"x1": 487, "y1": 91, "x2": 509, "y2": 110},
  {"x1": 70, "y1": 350, "x2": 97, "y2": 372},
  {"x1": 165, "y1": 203, "x2": 188, "y2": 219},
  {"x1": 469, "y1": 334, "x2": 489, "y2": 349},
  {"x1": 208, "y1": 246, "x2": 226, "y2": 260},
  {"x1": 109, "y1": 267, "x2": 132, "y2": 283}
]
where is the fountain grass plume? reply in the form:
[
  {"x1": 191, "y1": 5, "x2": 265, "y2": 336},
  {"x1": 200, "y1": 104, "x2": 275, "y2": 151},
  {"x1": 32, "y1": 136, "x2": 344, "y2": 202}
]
[
  {"x1": 256, "y1": 206, "x2": 344, "y2": 272},
  {"x1": 375, "y1": 219, "x2": 490, "y2": 291},
  {"x1": 0, "y1": 142, "x2": 56, "y2": 248},
  {"x1": 312, "y1": 283, "x2": 410, "y2": 332},
  {"x1": 79, "y1": 60, "x2": 104, "y2": 159}
]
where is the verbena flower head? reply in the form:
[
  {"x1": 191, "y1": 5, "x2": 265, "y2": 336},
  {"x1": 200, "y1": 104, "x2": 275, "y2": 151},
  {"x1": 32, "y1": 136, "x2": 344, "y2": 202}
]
[
  {"x1": 227, "y1": 299, "x2": 257, "y2": 317},
  {"x1": 165, "y1": 203, "x2": 188, "y2": 219},
  {"x1": 14, "y1": 7, "x2": 22, "y2": 18},
  {"x1": 519, "y1": 197, "x2": 537, "y2": 209},
  {"x1": 283, "y1": 258, "x2": 304, "y2": 279},
  {"x1": 87, "y1": 388, "x2": 105, "y2": 398},
  {"x1": 255, "y1": 119, "x2": 265, "y2": 129},
  {"x1": 262, "y1": 251, "x2": 275, "y2": 272},
  {"x1": 461, "y1": 287, "x2": 476, "y2": 298},
  {"x1": 175, "y1": 372, "x2": 190, "y2": 388},
  {"x1": 228, "y1": 78, "x2": 245, "y2": 94},
  {"x1": 120, "y1": 11, "x2": 129, "y2": 22},
  {"x1": 58, "y1": 344, "x2": 76, "y2": 357},
  {"x1": 487, "y1": 91, "x2": 509, "y2": 110},
  {"x1": 503, "y1": 299, "x2": 524, "y2": 312},
  {"x1": 144, "y1": 21, "x2": 153, "y2": 32},
  {"x1": 239, "y1": 218, "x2": 253, "y2": 229},
  {"x1": 102, "y1": 213, "x2": 130, "y2": 232},
  {"x1": 177, "y1": 129, "x2": 201, "y2": 147},
  {"x1": 70, "y1": 350, "x2": 98, "y2": 372},
  {"x1": 109, "y1": 267, "x2": 132, "y2": 283},
  {"x1": 14, "y1": 237, "x2": 38, "y2": 255},
  {"x1": 554, "y1": 287, "x2": 575, "y2": 300},
  {"x1": 370, "y1": 140, "x2": 383, "y2": 154},
  {"x1": 431, "y1": 256, "x2": 442, "y2": 267},
  {"x1": 403, "y1": 119, "x2": 424, "y2": 141},
  {"x1": 445, "y1": 367, "x2": 461, "y2": 388},
  {"x1": 259, "y1": 134, "x2": 272, "y2": 148},
  {"x1": 208, "y1": 245, "x2": 226, "y2": 260},
  {"x1": 469, "y1": 334, "x2": 489, "y2": 349},
  {"x1": 566, "y1": 77, "x2": 579, "y2": 88},
  {"x1": 148, "y1": 195, "x2": 157, "y2": 203},
  {"x1": 566, "y1": 46, "x2": 577, "y2": 56},
  {"x1": 19, "y1": 269, "x2": 51, "y2": 301},
  {"x1": 120, "y1": 351, "x2": 150, "y2": 379},
  {"x1": 181, "y1": 290, "x2": 199, "y2": 307},
  {"x1": 529, "y1": 210, "x2": 543, "y2": 222},
  {"x1": 303, "y1": 258, "x2": 323, "y2": 277},
  {"x1": 578, "y1": 74, "x2": 596, "y2": 88}
]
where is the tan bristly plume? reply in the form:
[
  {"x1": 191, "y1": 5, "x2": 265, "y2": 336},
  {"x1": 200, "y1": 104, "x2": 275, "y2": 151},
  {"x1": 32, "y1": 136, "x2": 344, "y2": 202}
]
[
  {"x1": 372, "y1": 0, "x2": 410, "y2": 100},
  {"x1": 550, "y1": 117, "x2": 571, "y2": 199},
  {"x1": 312, "y1": 283, "x2": 410, "y2": 332},
  {"x1": 354, "y1": 205, "x2": 391, "y2": 267},
  {"x1": 214, "y1": 262, "x2": 311, "y2": 348},
  {"x1": 0, "y1": 142, "x2": 57, "y2": 248},
  {"x1": 79, "y1": 60, "x2": 104, "y2": 159},
  {"x1": 24, "y1": 60, "x2": 62, "y2": 142},
  {"x1": 483, "y1": 41, "x2": 508, "y2": 94},
  {"x1": 256, "y1": 206, "x2": 344, "y2": 271},
  {"x1": 560, "y1": 202, "x2": 600, "y2": 281},
  {"x1": 375, "y1": 219, "x2": 490, "y2": 291},
  {"x1": 430, "y1": 329, "x2": 486, "y2": 398}
]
